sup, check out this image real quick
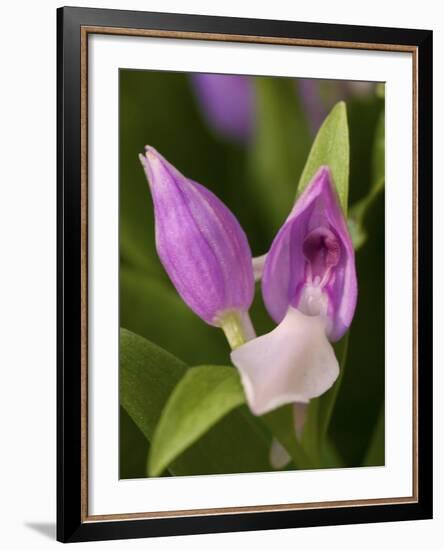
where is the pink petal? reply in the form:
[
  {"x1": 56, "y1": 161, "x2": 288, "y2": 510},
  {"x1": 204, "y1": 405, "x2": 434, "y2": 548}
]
[{"x1": 262, "y1": 167, "x2": 357, "y2": 342}]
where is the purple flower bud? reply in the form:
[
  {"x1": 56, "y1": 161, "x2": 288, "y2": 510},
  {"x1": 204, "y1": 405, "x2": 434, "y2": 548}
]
[
  {"x1": 262, "y1": 166, "x2": 357, "y2": 342},
  {"x1": 191, "y1": 74, "x2": 253, "y2": 141},
  {"x1": 139, "y1": 146, "x2": 255, "y2": 327}
]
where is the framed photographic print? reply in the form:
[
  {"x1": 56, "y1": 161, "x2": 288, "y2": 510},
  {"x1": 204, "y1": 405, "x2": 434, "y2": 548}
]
[{"x1": 57, "y1": 6, "x2": 433, "y2": 543}]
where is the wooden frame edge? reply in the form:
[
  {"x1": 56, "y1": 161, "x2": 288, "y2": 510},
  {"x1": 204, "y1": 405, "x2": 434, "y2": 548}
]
[{"x1": 82, "y1": 25, "x2": 418, "y2": 53}]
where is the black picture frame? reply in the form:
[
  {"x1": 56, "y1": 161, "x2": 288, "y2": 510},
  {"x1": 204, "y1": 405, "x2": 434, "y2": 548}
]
[{"x1": 57, "y1": 5, "x2": 433, "y2": 543}]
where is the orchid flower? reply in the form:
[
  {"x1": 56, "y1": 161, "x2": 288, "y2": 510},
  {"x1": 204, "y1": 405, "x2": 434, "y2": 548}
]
[
  {"x1": 139, "y1": 146, "x2": 255, "y2": 347},
  {"x1": 231, "y1": 167, "x2": 357, "y2": 416}
]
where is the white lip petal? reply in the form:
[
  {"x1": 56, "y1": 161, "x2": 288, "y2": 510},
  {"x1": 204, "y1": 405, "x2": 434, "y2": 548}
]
[{"x1": 231, "y1": 307, "x2": 339, "y2": 416}]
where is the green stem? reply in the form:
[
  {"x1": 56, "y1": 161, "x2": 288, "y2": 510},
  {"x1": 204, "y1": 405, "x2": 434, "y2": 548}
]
[{"x1": 218, "y1": 310, "x2": 256, "y2": 350}]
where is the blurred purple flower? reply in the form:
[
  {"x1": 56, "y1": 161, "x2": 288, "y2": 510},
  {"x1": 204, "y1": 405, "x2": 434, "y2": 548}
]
[
  {"x1": 231, "y1": 167, "x2": 357, "y2": 415},
  {"x1": 191, "y1": 74, "x2": 254, "y2": 141},
  {"x1": 139, "y1": 146, "x2": 255, "y2": 328},
  {"x1": 191, "y1": 74, "x2": 376, "y2": 143}
]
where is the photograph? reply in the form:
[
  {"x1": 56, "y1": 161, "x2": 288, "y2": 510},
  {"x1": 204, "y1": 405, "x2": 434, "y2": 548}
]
[
  {"x1": 118, "y1": 70, "x2": 386, "y2": 479},
  {"x1": 54, "y1": 5, "x2": 432, "y2": 542}
]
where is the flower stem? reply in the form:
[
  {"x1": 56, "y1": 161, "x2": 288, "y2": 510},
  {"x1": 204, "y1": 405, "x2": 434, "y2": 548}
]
[{"x1": 219, "y1": 310, "x2": 256, "y2": 350}]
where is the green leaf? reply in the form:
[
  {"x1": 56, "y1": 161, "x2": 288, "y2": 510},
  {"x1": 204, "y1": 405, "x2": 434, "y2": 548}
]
[
  {"x1": 301, "y1": 334, "x2": 349, "y2": 466},
  {"x1": 297, "y1": 101, "x2": 349, "y2": 213},
  {"x1": 120, "y1": 330, "x2": 271, "y2": 477},
  {"x1": 119, "y1": 406, "x2": 151, "y2": 479},
  {"x1": 372, "y1": 108, "x2": 385, "y2": 188},
  {"x1": 248, "y1": 77, "x2": 311, "y2": 233},
  {"x1": 149, "y1": 366, "x2": 246, "y2": 477},
  {"x1": 120, "y1": 328, "x2": 187, "y2": 441},
  {"x1": 149, "y1": 365, "x2": 316, "y2": 476}
]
